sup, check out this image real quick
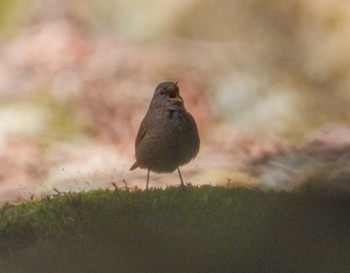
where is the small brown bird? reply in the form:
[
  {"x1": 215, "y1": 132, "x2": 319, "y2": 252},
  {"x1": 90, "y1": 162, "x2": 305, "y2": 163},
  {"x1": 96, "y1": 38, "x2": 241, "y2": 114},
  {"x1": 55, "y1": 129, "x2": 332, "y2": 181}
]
[{"x1": 130, "y1": 81, "x2": 200, "y2": 189}]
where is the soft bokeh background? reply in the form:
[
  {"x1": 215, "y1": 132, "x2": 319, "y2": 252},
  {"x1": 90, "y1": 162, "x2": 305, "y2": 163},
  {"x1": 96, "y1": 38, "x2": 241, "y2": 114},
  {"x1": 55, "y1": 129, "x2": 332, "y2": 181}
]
[{"x1": 1, "y1": 0, "x2": 350, "y2": 202}]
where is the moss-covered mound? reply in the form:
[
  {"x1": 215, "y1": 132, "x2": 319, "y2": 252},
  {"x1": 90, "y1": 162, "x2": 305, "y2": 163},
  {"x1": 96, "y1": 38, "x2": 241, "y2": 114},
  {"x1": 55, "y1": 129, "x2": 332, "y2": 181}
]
[{"x1": 0, "y1": 186, "x2": 349, "y2": 273}]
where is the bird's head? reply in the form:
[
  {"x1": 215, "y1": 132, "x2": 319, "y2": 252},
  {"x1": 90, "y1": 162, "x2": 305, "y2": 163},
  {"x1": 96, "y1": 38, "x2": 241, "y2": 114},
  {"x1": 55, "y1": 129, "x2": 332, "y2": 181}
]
[{"x1": 150, "y1": 81, "x2": 184, "y2": 110}]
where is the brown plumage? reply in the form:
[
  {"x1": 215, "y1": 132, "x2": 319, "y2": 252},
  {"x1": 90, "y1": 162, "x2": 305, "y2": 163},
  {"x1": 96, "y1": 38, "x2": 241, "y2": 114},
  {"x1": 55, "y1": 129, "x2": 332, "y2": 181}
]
[{"x1": 130, "y1": 81, "x2": 200, "y2": 189}]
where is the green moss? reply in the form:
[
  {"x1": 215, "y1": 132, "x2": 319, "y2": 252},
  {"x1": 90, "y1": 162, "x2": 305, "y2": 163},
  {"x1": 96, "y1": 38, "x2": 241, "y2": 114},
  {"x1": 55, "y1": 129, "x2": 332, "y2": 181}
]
[{"x1": 0, "y1": 185, "x2": 349, "y2": 272}]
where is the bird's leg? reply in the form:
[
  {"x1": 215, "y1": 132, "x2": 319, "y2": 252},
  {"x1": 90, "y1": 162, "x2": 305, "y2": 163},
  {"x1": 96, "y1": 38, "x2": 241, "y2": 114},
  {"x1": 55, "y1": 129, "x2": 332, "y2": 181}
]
[
  {"x1": 177, "y1": 168, "x2": 185, "y2": 187},
  {"x1": 146, "y1": 169, "x2": 150, "y2": 190}
]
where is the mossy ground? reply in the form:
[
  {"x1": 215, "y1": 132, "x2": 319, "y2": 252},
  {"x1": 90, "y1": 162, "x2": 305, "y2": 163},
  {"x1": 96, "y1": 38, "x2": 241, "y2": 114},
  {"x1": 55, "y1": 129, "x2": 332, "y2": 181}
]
[{"x1": 0, "y1": 185, "x2": 349, "y2": 273}]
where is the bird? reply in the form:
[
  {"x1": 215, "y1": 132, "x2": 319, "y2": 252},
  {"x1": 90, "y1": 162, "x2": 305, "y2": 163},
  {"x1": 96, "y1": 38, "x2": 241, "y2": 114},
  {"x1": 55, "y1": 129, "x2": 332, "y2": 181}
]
[{"x1": 130, "y1": 81, "x2": 200, "y2": 190}]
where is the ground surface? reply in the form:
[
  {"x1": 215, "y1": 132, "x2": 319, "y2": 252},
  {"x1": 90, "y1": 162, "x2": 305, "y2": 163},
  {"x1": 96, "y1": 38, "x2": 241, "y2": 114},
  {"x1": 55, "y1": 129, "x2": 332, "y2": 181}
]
[{"x1": 1, "y1": 186, "x2": 349, "y2": 273}]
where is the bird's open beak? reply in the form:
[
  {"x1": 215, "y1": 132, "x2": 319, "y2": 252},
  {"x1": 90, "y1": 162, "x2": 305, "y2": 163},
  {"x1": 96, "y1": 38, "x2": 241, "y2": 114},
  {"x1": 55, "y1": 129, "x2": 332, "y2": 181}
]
[{"x1": 167, "y1": 82, "x2": 182, "y2": 102}]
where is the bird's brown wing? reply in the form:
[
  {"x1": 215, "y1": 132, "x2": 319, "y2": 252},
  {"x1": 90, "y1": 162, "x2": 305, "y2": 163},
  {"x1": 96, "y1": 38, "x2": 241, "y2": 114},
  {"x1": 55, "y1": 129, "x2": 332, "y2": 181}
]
[
  {"x1": 129, "y1": 119, "x2": 148, "y2": 170},
  {"x1": 135, "y1": 119, "x2": 148, "y2": 149}
]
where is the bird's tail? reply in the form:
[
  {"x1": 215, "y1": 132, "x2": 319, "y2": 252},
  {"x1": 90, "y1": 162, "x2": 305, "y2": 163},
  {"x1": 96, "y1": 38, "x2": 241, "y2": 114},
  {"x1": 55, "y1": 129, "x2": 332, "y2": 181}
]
[{"x1": 129, "y1": 162, "x2": 138, "y2": 170}]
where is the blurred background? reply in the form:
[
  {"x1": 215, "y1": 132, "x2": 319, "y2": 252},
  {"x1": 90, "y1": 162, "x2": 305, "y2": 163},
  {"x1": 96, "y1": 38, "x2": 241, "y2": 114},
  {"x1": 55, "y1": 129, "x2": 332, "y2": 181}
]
[{"x1": 1, "y1": 0, "x2": 350, "y2": 202}]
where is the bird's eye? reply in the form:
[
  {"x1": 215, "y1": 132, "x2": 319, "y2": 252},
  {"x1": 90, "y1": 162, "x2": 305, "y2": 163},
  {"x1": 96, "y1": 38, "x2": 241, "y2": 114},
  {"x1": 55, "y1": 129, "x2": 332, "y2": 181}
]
[{"x1": 160, "y1": 90, "x2": 167, "y2": 96}]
